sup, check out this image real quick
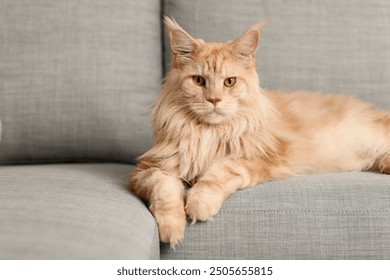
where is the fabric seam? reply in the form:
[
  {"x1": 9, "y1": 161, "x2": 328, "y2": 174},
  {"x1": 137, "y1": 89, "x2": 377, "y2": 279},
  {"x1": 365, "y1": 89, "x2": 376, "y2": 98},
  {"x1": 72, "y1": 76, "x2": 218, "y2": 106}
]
[{"x1": 221, "y1": 209, "x2": 390, "y2": 214}]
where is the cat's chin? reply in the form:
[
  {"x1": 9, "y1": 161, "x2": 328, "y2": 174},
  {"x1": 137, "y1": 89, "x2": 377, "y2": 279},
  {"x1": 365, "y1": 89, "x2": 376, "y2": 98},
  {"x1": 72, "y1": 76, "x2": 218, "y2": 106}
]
[{"x1": 200, "y1": 111, "x2": 227, "y2": 125}]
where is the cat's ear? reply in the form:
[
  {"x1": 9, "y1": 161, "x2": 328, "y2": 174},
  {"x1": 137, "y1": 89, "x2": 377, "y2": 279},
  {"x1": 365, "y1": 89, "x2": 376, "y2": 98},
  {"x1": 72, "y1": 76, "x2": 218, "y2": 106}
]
[
  {"x1": 230, "y1": 20, "x2": 268, "y2": 62},
  {"x1": 164, "y1": 16, "x2": 199, "y2": 64}
]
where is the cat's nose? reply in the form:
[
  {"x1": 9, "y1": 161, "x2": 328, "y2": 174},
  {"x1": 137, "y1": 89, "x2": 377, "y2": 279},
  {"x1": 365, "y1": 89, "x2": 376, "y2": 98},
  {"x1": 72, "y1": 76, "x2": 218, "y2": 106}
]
[{"x1": 206, "y1": 98, "x2": 222, "y2": 106}]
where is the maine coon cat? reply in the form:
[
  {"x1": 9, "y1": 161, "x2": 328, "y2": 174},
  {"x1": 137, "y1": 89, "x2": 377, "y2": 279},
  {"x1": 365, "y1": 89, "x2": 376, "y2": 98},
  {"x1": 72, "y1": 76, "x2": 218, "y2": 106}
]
[{"x1": 129, "y1": 17, "x2": 390, "y2": 246}]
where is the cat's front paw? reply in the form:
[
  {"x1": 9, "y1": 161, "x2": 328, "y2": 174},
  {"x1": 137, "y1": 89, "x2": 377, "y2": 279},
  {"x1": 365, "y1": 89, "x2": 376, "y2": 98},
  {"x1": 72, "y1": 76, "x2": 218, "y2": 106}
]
[
  {"x1": 185, "y1": 182, "x2": 225, "y2": 222},
  {"x1": 152, "y1": 206, "x2": 186, "y2": 247}
]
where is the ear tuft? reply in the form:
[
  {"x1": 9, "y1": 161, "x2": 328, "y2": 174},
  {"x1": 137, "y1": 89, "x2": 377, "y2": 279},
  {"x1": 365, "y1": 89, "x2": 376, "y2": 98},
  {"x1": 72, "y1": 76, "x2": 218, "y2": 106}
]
[
  {"x1": 164, "y1": 16, "x2": 199, "y2": 64},
  {"x1": 230, "y1": 20, "x2": 268, "y2": 61}
]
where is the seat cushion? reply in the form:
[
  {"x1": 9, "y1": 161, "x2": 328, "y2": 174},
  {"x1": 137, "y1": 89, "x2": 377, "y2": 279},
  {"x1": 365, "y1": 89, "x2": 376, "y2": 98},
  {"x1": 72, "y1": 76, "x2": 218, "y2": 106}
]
[
  {"x1": 0, "y1": 163, "x2": 159, "y2": 259},
  {"x1": 164, "y1": 0, "x2": 390, "y2": 108},
  {"x1": 161, "y1": 172, "x2": 390, "y2": 259},
  {"x1": 0, "y1": 0, "x2": 161, "y2": 163}
]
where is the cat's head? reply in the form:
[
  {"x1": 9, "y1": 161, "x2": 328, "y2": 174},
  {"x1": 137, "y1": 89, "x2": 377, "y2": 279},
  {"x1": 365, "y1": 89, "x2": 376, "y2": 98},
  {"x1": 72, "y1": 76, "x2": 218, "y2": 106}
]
[{"x1": 163, "y1": 17, "x2": 267, "y2": 125}]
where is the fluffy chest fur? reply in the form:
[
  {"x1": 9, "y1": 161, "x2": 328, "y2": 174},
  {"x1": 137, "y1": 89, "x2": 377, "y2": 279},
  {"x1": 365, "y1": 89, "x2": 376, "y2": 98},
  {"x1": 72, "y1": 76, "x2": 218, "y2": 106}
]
[
  {"x1": 177, "y1": 123, "x2": 240, "y2": 181},
  {"x1": 150, "y1": 105, "x2": 280, "y2": 183},
  {"x1": 147, "y1": 83, "x2": 282, "y2": 183}
]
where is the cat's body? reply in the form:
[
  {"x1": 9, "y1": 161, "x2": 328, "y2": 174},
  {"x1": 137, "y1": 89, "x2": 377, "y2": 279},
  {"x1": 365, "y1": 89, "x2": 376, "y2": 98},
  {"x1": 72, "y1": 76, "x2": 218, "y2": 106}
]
[
  {"x1": 266, "y1": 90, "x2": 390, "y2": 175},
  {"x1": 129, "y1": 17, "x2": 390, "y2": 246}
]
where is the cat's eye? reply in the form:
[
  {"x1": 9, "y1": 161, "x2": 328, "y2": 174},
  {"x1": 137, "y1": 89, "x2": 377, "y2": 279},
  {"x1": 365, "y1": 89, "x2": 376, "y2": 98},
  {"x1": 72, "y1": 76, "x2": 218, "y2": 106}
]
[
  {"x1": 224, "y1": 77, "x2": 236, "y2": 87},
  {"x1": 193, "y1": 75, "x2": 206, "y2": 86}
]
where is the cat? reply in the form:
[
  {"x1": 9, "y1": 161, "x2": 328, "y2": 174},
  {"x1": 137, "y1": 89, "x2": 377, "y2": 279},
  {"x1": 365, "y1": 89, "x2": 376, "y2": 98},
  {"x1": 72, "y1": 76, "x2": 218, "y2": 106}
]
[{"x1": 129, "y1": 16, "x2": 390, "y2": 246}]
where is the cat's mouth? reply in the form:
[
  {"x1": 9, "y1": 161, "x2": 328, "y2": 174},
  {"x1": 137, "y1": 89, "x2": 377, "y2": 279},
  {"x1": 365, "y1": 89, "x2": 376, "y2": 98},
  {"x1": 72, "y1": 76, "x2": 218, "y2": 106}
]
[
  {"x1": 203, "y1": 106, "x2": 224, "y2": 116},
  {"x1": 190, "y1": 103, "x2": 231, "y2": 124},
  {"x1": 210, "y1": 106, "x2": 223, "y2": 114},
  {"x1": 202, "y1": 107, "x2": 227, "y2": 124}
]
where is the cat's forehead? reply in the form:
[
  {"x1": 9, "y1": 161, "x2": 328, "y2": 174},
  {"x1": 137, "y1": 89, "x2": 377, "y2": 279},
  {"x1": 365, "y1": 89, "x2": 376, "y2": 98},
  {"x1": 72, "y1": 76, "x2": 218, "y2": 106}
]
[
  {"x1": 193, "y1": 42, "x2": 238, "y2": 75},
  {"x1": 196, "y1": 41, "x2": 230, "y2": 56}
]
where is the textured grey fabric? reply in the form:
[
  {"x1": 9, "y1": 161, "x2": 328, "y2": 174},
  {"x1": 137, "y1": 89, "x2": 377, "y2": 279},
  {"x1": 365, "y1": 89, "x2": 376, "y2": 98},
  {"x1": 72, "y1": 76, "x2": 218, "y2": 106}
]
[
  {"x1": 161, "y1": 172, "x2": 390, "y2": 259},
  {"x1": 0, "y1": 163, "x2": 159, "y2": 259},
  {"x1": 0, "y1": 0, "x2": 161, "y2": 164},
  {"x1": 164, "y1": 0, "x2": 390, "y2": 108}
]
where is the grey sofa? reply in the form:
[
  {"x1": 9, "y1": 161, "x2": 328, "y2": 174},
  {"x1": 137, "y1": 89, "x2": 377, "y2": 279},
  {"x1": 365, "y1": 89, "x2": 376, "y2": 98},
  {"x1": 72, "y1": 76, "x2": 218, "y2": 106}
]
[{"x1": 0, "y1": 0, "x2": 389, "y2": 260}]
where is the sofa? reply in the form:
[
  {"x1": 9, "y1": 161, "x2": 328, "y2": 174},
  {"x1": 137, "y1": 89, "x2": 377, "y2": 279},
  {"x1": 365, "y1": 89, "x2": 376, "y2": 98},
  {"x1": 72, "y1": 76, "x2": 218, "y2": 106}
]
[{"x1": 0, "y1": 0, "x2": 389, "y2": 260}]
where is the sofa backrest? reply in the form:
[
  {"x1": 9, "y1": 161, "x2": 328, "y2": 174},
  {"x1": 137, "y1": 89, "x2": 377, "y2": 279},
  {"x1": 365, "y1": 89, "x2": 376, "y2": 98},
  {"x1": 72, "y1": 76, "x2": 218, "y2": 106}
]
[
  {"x1": 0, "y1": 0, "x2": 161, "y2": 164},
  {"x1": 164, "y1": 0, "x2": 390, "y2": 108},
  {"x1": 1, "y1": 0, "x2": 389, "y2": 165}
]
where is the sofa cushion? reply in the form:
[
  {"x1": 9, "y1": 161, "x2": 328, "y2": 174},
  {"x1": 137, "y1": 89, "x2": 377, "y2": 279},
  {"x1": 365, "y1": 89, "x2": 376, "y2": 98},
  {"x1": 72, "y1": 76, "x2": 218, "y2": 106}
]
[
  {"x1": 0, "y1": 163, "x2": 159, "y2": 259},
  {"x1": 164, "y1": 0, "x2": 390, "y2": 108},
  {"x1": 0, "y1": 0, "x2": 161, "y2": 164},
  {"x1": 161, "y1": 172, "x2": 390, "y2": 259}
]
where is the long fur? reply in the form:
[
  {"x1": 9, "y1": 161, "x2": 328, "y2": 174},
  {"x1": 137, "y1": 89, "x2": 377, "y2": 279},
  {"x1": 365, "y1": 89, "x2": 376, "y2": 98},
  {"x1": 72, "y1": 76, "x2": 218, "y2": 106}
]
[{"x1": 129, "y1": 17, "x2": 390, "y2": 246}]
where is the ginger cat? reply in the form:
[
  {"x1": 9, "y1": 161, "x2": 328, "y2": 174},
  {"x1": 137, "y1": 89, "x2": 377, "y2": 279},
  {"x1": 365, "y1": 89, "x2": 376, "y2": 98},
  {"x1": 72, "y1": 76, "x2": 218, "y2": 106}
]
[{"x1": 129, "y1": 17, "x2": 390, "y2": 246}]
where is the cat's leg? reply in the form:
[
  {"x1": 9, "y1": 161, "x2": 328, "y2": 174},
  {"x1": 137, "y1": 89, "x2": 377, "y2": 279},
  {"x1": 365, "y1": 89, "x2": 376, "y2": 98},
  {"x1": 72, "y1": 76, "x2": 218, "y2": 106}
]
[
  {"x1": 129, "y1": 165, "x2": 186, "y2": 246},
  {"x1": 185, "y1": 158, "x2": 291, "y2": 222}
]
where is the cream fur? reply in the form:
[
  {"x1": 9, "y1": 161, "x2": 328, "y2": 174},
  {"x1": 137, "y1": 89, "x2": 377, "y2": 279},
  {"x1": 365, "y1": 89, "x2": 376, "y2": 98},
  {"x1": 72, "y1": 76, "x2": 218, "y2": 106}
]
[{"x1": 129, "y1": 17, "x2": 390, "y2": 246}]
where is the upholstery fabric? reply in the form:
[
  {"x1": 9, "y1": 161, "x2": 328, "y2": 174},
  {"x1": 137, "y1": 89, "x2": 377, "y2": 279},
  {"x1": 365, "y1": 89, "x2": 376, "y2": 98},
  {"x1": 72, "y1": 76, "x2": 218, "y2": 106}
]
[
  {"x1": 161, "y1": 172, "x2": 390, "y2": 259},
  {"x1": 0, "y1": 0, "x2": 161, "y2": 164},
  {"x1": 1, "y1": 0, "x2": 390, "y2": 261},
  {"x1": 164, "y1": 0, "x2": 390, "y2": 108},
  {"x1": 0, "y1": 163, "x2": 159, "y2": 259}
]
